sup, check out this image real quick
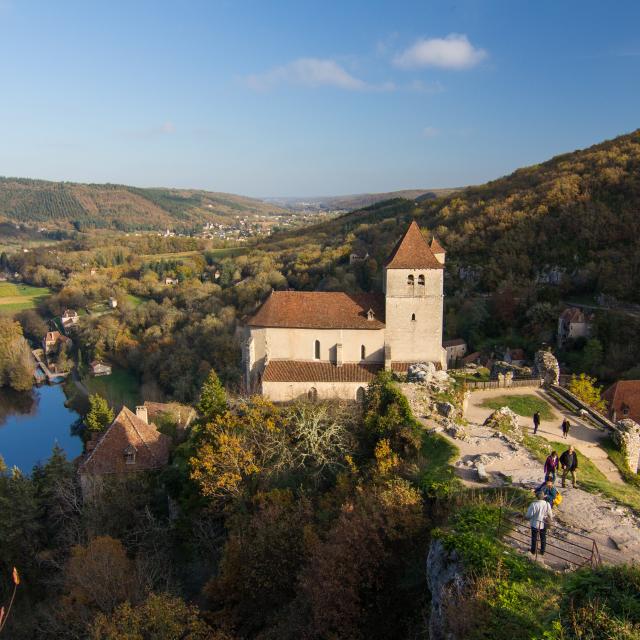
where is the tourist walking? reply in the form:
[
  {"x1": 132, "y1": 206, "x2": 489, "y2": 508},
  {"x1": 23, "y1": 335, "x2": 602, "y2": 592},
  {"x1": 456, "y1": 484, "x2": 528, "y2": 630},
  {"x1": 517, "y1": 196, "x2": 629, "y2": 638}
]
[
  {"x1": 560, "y1": 445, "x2": 578, "y2": 488},
  {"x1": 544, "y1": 451, "x2": 559, "y2": 482},
  {"x1": 533, "y1": 411, "x2": 541, "y2": 435},
  {"x1": 535, "y1": 477, "x2": 559, "y2": 508},
  {"x1": 561, "y1": 418, "x2": 570, "y2": 439},
  {"x1": 526, "y1": 491, "x2": 553, "y2": 556}
]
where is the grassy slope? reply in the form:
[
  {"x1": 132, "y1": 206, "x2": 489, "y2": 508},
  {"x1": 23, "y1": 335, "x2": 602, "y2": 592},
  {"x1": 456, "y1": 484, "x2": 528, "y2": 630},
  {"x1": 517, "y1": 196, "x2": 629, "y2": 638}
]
[{"x1": 481, "y1": 394, "x2": 556, "y2": 421}]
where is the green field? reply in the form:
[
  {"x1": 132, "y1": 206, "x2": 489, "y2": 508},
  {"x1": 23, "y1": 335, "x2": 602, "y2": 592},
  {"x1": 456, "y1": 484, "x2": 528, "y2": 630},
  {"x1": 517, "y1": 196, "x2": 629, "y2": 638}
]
[
  {"x1": 125, "y1": 293, "x2": 145, "y2": 307},
  {"x1": 0, "y1": 282, "x2": 51, "y2": 315},
  {"x1": 481, "y1": 394, "x2": 556, "y2": 421},
  {"x1": 82, "y1": 366, "x2": 141, "y2": 409}
]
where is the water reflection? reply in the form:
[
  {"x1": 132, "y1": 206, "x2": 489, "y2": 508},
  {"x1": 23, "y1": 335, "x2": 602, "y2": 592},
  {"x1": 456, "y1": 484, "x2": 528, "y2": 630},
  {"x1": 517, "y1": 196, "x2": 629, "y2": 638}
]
[{"x1": 0, "y1": 387, "x2": 38, "y2": 427}]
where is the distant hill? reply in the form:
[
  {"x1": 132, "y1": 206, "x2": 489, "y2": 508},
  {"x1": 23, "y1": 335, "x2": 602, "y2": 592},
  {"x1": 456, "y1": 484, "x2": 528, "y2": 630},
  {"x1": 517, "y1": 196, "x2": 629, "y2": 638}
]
[
  {"x1": 260, "y1": 129, "x2": 640, "y2": 302},
  {"x1": 0, "y1": 177, "x2": 289, "y2": 232},
  {"x1": 264, "y1": 188, "x2": 458, "y2": 212}
]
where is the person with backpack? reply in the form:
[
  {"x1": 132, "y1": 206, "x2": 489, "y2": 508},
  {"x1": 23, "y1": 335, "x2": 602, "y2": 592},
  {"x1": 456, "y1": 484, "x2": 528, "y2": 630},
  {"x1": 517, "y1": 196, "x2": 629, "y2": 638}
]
[
  {"x1": 560, "y1": 445, "x2": 578, "y2": 488},
  {"x1": 544, "y1": 451, "x2": 559, "y2": 482},
  {"x1": 533, "y1": 411, "x2": 541, "y2": 435},
  {"x1": 535, "y1": 477, "x2": 560, "y2": 509},
  {"x1": 561, "y1": 418, "x2": 571, "y2": 439},
  {"x1": 526, "y1": 490, "x2": 553, "y2": 556}
]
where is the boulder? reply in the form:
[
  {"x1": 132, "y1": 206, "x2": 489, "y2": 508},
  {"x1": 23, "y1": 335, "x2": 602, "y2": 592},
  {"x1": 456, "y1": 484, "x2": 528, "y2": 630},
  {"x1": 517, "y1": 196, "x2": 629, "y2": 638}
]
[
  {"x1": 483, "y1": 406, "x2": 523, "y2": 441},
  {"x1": 491, "y1": 360, "x2": 533, "y2": 379},
  {"x1": 533, "y1": 350, "x2": 560, "y2": 385},
  {"x1": 436, "y1": 401, "x2": 456, "y2": 418},
  {"x1": 445, "y1": 423, "x2": 469, "y2": 441},
  {"x1": 474, "y1": 462, "x2": 489, "y2": 483},
  {"x1": 407, "y1": 362, "x2": 437, "y2": 382}
]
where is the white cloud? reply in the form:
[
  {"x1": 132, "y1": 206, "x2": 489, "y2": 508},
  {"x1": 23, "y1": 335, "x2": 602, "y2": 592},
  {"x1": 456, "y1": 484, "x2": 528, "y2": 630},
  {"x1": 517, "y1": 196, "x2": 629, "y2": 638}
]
[
  {"x1": 423, "y1": 126, "x2": 439, "y2": 138},
  {"x1": 246, "y1": 58, "x2": 392, "y2": 92},
  {"x1": 394, "y1": 34, "x2": 487, "y2": 69}
]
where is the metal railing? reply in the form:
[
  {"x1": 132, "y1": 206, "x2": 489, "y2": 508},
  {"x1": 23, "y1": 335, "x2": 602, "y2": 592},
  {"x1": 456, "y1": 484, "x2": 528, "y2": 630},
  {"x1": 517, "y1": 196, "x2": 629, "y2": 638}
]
[{"x1": 497, "y1": 508, "x2": 601, "y2": 569}]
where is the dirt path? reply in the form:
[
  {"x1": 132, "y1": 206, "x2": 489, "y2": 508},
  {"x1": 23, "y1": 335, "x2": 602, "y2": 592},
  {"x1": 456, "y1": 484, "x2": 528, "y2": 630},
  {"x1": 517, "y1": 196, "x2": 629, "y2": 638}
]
[
  {"x1": 415, "y1": 385, "x2": 640, "y2": 567},
  {"x1": 464, "y1": 387, "x2": 623, "y2": 483}
]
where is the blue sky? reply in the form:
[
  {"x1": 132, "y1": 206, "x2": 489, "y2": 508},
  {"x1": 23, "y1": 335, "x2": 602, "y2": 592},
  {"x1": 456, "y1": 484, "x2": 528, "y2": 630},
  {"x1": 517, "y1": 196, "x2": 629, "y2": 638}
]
[{"x1": 0, "y1": 0, "x2": 639, "y2": 197}]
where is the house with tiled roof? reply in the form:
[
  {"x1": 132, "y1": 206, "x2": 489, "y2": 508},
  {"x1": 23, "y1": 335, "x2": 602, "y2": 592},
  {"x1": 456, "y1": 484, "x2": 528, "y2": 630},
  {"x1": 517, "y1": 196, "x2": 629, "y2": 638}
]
[
  {"x1": 243, "y1": 221, "x2": 446, "y2": 402},
  {"x1": 78, "y1": 405, "x2": 172, "y2": 497},
  {"x1": 443, "y1": 338, "x2": 467, "y2": 368},
  {"x1": 557, "y1": 307, "x2": 593, "y2": 347},
  {"x1": 603, "y1": 380, "x2": 640, "y2": 424}
]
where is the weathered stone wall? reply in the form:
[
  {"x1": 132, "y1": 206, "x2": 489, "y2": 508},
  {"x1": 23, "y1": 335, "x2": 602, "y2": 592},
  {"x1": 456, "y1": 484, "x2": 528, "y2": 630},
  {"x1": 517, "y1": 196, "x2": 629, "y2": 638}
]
[
  {"x1": 614, "y1": 418, "x2": 640, "y2": 473},
  {"x1": 261, "y1": 379, "x2": 367, "y2": 402},
  {"x1": 533, "y1": 350, "x2": 560, "y2": 385}
]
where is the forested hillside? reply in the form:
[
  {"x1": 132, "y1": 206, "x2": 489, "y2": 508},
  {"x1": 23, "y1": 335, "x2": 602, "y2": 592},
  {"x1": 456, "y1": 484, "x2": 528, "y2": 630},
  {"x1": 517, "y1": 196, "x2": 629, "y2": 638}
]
[
  {"x1": 0, "y1": 177, "x2": 288, "y2": 232},
  {"x1": 261, "y1": 129, "x2": 640, "y2": 302}
]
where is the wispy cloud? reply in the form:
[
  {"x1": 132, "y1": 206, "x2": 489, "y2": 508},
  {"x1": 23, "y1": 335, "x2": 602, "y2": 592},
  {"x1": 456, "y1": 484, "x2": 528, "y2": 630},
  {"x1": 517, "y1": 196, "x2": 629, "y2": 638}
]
[
  {"x1": 245, "y1": 58, "x2": 393, "y2": 92},
  {"x1": 423, "y1": 126, "x2": 439, "y2": 138},
  {"x1": 394, "y1": 34, "x2": 487, "y2": 70}
]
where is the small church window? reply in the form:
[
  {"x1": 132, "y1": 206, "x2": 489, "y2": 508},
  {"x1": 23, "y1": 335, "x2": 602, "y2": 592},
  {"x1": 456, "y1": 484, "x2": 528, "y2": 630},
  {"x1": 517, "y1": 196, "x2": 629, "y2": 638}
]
[
  {"x1": 124, "y1": 445, "x2": 137, "y2": 465},
  {"x1": 314, "y1": 340, "x2": 320, "y2": 360},
  {"x1": 411, "y1": 313, "x2": 416, "y2": 321},
  {"x1": 361, "y1": 345, "x2": 366, "y2": 360},
  {"x1": 308, "y1": 387, "x2": 318, "y2": 402},
  {"x1": 407, "y1": 274, "x2": 414, "y2": 285},
  {"x1": 418, "y1": 274, "x2": 425, "y2": 286}
]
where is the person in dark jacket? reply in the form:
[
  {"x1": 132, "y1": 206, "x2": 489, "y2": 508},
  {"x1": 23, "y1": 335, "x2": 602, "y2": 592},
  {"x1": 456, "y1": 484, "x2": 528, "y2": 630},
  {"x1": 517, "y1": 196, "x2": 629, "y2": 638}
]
[
  {"x1": 544, "y1": 451, "x2": 559, "y2": 482},
  {"x1": 560, "y1": 445, "x2": 578, "y2": 488},
  {"x1": 561, "y1": 418, "x2": 570, "y2": 439},
  {"x1": 533, "y1": 411, "x2": 541, "y2": 435}
]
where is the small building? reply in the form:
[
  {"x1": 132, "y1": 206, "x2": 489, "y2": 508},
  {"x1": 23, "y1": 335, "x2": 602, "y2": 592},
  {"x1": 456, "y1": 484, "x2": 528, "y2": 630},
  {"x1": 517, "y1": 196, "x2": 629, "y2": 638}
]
[
  {"x1": 165, "y1": 277, "x2": 178, "y2": 285},
  {"x1": 108, "y1": 297, "x2": 118, "y2": 309},
  {"x1": 443, "y1": 338, "x2": 467, "y2": 368},
  {"x1": 557, "y1": 307, "x2": 593, "y2": 347},
  {"x1": 43, "y1": 331, "x2": 71, "y2": 355},
  {"x1": 78, "y1": 405, "x2": 172, "y2": 497},
  {"x1": 349, "y1": 251, "x2": 369, "y2": 265},
  {"x1": 90, "y1": 360, "x2": 112, "y2": 377},
  {"x1": 603, "y1": 380, "x2": 640, "y2": 424},
  {"x1": 60, "y1": 309, "x2": 79, "y2": 329}
]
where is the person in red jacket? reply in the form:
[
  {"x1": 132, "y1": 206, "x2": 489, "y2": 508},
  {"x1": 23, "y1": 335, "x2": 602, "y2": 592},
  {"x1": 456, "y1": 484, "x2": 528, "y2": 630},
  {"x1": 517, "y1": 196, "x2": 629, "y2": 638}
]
[{"x1": 543, "y1": 451, "x2": 559, "y2": 482}]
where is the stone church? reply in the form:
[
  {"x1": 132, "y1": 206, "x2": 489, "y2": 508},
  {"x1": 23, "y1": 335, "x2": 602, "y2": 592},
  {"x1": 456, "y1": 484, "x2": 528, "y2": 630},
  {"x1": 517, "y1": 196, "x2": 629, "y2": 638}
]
[{"x1": 243, "y1": 221, "x2": 446, "y2": 401}]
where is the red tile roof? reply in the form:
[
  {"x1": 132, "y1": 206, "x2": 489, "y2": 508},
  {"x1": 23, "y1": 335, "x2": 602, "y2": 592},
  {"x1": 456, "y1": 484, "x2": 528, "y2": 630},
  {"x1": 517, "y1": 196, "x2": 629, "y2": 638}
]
[
  {"x1": 603, "y1": 380, "x2": 640, "y2": 423},
  {"x1": 78, "y1": 406, "x2": 171, "y2": 476},
  {"x1": 263, "y1": 360, "x2": 383, "y2": 383},
  {"x1": 430, "y1": 237, "x2": 446, "y2": 255},
  {"x1": 385, "y1": 221, "x2": 444, "y2": 270},
  {"x1": 248, "y1": 291, "x2": 385, "y2": 329}
]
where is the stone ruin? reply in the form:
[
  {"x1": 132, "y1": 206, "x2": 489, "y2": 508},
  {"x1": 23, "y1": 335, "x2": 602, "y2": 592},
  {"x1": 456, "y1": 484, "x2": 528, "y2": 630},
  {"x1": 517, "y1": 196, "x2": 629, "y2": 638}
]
[
  {"x1": 614, "y1": 418, "x2": 640, "y2": 474},
  {"x1": 483, "y1": 406, "x2": 524, "y2": 443},
  {"x1": 490, "y1": 360, "x2": 533, "y2": 379},
  {"x1": 406, "y1": 362, "x2": 451, "y2": 390},
  {"x1": 532, "y1": 349, "x2": 560, "y2": 385}
]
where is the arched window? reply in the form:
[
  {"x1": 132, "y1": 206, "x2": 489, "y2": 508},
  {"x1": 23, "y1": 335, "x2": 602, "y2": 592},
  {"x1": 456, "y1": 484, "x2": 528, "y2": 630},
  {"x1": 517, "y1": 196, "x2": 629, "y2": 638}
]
[
  {"x1": 356, "y1": 387, "x2": 365, "y2": 403},
  {"x1": 418, "y1": 274, "x2": 425, "y2": 286},
  {"x1": 308, "y1": 387, "x2": 318, "y2": 402},
  {"x1": 361, "y1": 345, "x2": 366, "y2": 360},
  {"x1": 407, "y1": 274, "x2": 414, "y2": 285},
  {"x1": 411, "y1": 313, "x2": 416, "y2": 321},
  {"x1": 314, "y1": 340, "x2": 320, "y2": 360}
]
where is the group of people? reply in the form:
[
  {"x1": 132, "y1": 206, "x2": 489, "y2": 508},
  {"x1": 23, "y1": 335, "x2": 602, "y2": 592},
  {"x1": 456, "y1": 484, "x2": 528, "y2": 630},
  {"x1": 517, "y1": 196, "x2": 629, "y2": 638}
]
[{"x1": 526, "y1": 445, "x2": 579, "y2": 557}]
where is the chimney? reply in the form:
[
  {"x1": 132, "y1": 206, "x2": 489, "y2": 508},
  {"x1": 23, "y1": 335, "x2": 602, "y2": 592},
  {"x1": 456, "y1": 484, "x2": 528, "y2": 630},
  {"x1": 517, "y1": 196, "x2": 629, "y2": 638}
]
[
  {"x1": 335, "y1": 343, "x2": 343, "y2": 367},
  {"x1": 136, "y1": 406, "x2": 148, "y2": 424},
  {"x1": 384, "y1": 344, "x2": 392, "y2": 371}
]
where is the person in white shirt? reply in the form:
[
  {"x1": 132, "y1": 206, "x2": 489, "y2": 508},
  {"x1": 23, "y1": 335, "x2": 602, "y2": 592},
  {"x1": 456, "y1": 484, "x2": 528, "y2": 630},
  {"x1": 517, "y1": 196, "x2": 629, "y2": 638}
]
[{"x1": 526, "y1": 490, "x2": 553, "y2": 555}]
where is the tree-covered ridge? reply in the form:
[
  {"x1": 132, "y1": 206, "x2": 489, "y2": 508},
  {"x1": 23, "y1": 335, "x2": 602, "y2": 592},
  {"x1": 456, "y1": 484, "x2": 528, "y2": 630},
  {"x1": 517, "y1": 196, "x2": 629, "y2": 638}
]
[
  {"x1": 0, "y1": 177, "x2": 288, "y2": 232},
  {"x1": 261, "y1": 129, "x2": 640, "y2": 302}
]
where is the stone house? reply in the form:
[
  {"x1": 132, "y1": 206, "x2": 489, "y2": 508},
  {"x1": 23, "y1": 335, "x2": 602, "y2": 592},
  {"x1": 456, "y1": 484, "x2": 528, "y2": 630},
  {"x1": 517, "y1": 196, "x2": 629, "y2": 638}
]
[
  {"x1": 78, "y1": 405, "x2": 171, "y2": 497},
  {"x1": 90, "y1": 360, "x2": 112, "y2": 377},
  {"x1": 43, "y1": 331, "x2": 71, "y2": 355},
  {"x1": 557, "y1": 307, "x2": 593, "y2": 347},
  {"x1": 349, "y1": 251, "x2": 369, "y2": 265},
  {"x1": 60, "y1": 309, "x2": 79, "y2": 329},
  {"x1": 603, "y1": 380, "x2": 640, "y2": 424},
  {"x1": 243, "y1": 222, "x2": 446, "y2": 402},
  {"x1": 443, "y1": 339, "x2": 467, "y2": 368}
]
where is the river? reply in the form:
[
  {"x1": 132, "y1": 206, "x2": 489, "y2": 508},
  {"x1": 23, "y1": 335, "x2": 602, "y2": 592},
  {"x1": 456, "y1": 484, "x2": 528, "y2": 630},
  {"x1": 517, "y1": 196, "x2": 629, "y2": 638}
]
[{"x1": 0, "y1": 384, "x2": 83, "y2": 473}]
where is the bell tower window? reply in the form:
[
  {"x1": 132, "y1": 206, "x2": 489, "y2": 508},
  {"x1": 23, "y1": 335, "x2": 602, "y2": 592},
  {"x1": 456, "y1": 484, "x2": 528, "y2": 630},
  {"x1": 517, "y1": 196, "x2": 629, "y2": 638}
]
[
  {"x1": 361, "y1": 345, "x2": 366, "y2": 360},
  {"x1": 407, "y1": 274, "x2": 414, "y2": 286},
  {"x1": 418, "y1": 274, "x2": 425, "y2": 287},
  {"x1": 411, "y1": 313, "x2": 416, "y2": 321},
  {"x1": 314, "y1": 340, "x2": 320, "y2": 360}
]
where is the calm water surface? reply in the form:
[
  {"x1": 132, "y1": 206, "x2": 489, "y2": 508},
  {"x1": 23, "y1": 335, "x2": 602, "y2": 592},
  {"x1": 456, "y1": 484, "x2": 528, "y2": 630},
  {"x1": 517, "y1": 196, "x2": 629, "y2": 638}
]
[{"x1": 0, "y1": 385, "x2": 83, "y2": 472}]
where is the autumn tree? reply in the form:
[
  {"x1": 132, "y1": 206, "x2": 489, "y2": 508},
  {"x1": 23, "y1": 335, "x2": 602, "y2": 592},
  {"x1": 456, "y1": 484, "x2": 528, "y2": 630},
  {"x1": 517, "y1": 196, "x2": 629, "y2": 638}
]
[
  {"x1": 0, "y1": 318, "x2": 34, "y2": 392},
  {"x1": 85, "y1": 394, "x2": 114, "y2": 433},
  {"x1": 568, "y1": 373, "x2": 607, "y2": 412},
  {"x1": 196, "y1": 369, "x2": 227, "y2": 421}
]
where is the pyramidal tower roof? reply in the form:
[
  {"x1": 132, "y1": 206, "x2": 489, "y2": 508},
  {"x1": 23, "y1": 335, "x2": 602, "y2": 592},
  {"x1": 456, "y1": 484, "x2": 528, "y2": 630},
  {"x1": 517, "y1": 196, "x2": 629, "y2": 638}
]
[
  {"x1": 430, "y1": 237, "x2": 445, "y2": 255},
  {"x1": 385, "y1": 221, "x2": 444, "y2": 269}
]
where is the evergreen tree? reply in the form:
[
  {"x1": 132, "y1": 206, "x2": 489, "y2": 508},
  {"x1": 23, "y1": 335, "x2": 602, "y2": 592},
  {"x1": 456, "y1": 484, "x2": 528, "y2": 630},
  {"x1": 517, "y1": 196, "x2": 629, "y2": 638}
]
[
  {"x1": 196, "y1": 369, "x2": 227, "y2": 422},
  {"x1": 85, "y1": 394, "x2": 114, "y2": 433}
]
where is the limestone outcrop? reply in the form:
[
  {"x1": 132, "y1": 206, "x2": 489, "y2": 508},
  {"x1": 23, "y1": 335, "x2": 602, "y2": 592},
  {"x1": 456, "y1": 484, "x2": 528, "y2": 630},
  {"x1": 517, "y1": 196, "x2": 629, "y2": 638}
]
[
  {"x1": 614, "y1": 418, "x2": 640, "y2": 473},
  {"x1": 483, "y1": 406, "x2": 524, "y2": 442}
]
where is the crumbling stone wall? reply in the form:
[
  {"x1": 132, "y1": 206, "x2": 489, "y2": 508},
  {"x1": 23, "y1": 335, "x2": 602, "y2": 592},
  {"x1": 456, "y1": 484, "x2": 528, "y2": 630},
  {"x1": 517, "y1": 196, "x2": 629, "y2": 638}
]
[
  {"x1": 533, "y1": 350, "x2": 560, "y2": 385},
  {"x1": 614, "y1": 418, "x2": 640, "y2": 473}
]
